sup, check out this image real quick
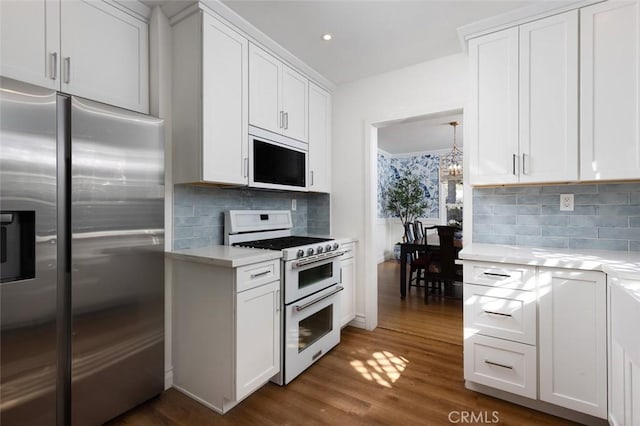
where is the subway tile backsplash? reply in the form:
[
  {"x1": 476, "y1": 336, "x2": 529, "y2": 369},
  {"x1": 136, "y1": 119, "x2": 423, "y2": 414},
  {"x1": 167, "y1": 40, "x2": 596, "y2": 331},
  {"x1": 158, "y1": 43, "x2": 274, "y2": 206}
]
[
  {"x1": 473, "y1": 183, "x2": 640, "y2": 251},
  {"x1": 173, "y1": 185, "x2": 330, "y2": 250}
]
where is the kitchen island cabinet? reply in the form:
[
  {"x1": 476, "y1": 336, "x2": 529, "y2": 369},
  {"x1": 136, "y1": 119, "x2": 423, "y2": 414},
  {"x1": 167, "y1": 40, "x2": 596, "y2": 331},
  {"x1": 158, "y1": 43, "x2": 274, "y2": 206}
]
[{"x1": 169, "y1": 247, "x2": 281, "y2": 413}]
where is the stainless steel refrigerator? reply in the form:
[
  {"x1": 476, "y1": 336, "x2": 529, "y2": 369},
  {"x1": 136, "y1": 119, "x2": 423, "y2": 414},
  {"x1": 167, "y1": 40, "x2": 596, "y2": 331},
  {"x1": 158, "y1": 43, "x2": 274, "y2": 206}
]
[{"x1": 0, "y1": 77, "x2": 165, "y2": 425}]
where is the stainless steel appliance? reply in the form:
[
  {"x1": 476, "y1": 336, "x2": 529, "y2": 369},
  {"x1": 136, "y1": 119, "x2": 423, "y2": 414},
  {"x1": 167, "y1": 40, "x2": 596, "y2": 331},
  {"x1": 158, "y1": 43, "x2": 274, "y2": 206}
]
[
  {"x1": 248, "y1": 126, "x2": 307, "y2": 191},
  {"x1": 0, "y1": 77, "x2": 165, "y2": 425},
  {"x1": 224, "y1": 210, "x2": 342, "y2": 385}
]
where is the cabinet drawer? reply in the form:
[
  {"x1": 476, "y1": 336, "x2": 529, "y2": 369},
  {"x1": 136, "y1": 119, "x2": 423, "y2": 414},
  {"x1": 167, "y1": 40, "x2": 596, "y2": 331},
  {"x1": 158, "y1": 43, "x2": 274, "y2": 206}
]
[
  {"x1": 464, "y1": 334, "x2": 537, "y2": 399},
  {"x1": 464, "y1": 261, "x2": 536, "y2": 291},
  {"x1": 464, "y1": 284, "x2": 537, "y2": 345},
  {"x1": 236, "y1": 260, "x2": 280, "y2": 292}
]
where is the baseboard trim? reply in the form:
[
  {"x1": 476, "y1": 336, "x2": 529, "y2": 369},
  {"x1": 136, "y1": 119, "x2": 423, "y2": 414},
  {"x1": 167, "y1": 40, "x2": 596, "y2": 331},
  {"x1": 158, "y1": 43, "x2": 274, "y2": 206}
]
[
  {"x1": 347, "y1": 314, "x2": 366, "y2": 329},
  {"x1": 464, "y1": 381, "x2": 607, "y2": 426},
  {"x1": 164, "y1": 368, "x2": 173, "y2": 390}
]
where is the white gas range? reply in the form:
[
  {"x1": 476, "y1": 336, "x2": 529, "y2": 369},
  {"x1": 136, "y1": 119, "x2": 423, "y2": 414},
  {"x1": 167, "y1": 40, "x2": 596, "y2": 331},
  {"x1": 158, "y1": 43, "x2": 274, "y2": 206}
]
[{"x1": 224, "y1": 210, "x2": 344, "y2": 385}]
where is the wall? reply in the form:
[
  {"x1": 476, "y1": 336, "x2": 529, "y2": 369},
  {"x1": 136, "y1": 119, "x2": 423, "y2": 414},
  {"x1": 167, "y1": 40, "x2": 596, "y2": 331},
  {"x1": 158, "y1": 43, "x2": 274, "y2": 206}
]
[
  {"x1": 473, "y1": 183, "x2": 640, "y2": 251},
  {"x1": 332, "y1": 53, "x2": 468, "y2": 329},
  {"x1": 377, "y1": 150, "x2": 440, "y2": 219},
  {"x1": 173, "y1": 186, "x2": 330, "y2": 249},
  {"x1": 376, "y1": 149, "x2": 443, "y2": 262}
]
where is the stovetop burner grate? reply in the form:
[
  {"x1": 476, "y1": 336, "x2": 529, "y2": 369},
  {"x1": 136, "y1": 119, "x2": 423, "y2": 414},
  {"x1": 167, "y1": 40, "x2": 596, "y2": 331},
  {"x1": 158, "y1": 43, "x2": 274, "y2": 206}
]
[{"x1": 233, "y1": 236, "x2": 332, "y2": 251}]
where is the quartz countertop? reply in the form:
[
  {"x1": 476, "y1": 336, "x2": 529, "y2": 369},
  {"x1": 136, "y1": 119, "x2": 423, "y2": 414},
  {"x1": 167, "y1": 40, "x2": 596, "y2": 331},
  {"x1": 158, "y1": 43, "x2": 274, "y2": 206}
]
[
  {"x1": 167, "y1": 245, "x2": 282, "y2": 268},
  {"x1": 459, "y1": 243, "x2": 640, "y2": 281}
]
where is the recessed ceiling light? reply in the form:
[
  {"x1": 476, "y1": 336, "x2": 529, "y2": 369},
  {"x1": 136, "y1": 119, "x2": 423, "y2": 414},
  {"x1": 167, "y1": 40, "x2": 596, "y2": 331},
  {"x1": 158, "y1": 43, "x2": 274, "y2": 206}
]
[{"x1": 322, "y1": 33, "x2": 332, "y2": 41}]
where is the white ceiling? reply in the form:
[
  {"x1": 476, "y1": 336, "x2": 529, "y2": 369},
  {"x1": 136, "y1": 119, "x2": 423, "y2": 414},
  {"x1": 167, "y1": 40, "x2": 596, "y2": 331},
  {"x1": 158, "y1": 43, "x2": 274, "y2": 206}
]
[
  {"x1": 221, "y1": 0, "x2": 537, "y2": 85},
  {"x1": 377, "y1": 111, "x2": 463, "y2": 154}
]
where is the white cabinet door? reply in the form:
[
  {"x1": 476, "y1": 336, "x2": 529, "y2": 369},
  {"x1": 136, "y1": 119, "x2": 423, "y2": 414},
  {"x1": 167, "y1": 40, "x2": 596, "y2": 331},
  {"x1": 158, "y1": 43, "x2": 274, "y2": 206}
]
[
  {"x1": 538, "y1": 268, "x2": 607, "y2": 418},
  {"x1": 519, "y1": 10, "x2": 578, "y2": 183},
  {"x1": 281, "y1": 65, "x2": 308, "y2": 142},
  {"x1": 339, "y1": 247, "x2": 356, "y2": 327},
  {"x1": 60, "y1": 0, "x2": 148, "y2": 113},
  {"x1": 580, "y1": 1, "x2": 640, "y2": 180},
  {"x1": 202, "y1": 13, "x2": 248, "y2": 185},
  {"x1": 308, "y1": 82, "x2": 331, "y2": 193},
  {"x1": 468, "y1": 27, "x2": 519, "y2": 185},
  {"x1": 0, "y1": 0, "x2": 59, "y2": 89},
  {"x1": 249, "y1": 44, "x2": 281, "y2": 134},
  {"x1": 235, "y1": 280, "x2": 280, "y2": 401}
]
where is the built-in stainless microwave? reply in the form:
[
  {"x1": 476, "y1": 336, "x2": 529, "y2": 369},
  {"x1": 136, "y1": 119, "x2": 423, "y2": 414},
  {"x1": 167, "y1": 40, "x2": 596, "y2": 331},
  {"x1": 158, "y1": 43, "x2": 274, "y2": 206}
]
[{"x1": 248, "y1": 126, "x2": 307, "y2": 191}]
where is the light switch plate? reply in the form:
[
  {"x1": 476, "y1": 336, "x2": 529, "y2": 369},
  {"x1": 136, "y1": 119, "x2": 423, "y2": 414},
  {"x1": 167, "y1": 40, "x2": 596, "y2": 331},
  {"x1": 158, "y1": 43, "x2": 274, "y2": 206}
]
[
  {"x1": 291, "y1": 199, "x2": 297, "y2": 211},
  {"x1": 560, "y1": 194, "x2": 574, "y2": 211}
]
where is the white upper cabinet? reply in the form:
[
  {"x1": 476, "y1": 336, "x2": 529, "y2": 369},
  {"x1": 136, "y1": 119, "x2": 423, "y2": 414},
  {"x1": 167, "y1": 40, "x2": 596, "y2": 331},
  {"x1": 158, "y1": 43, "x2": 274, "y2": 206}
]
[
  {"x1": 172, "y1": 11, "x2": 248, "y2": 185},
  {"x1": 580, "y1": 1, "x2": 640, "y2": 180},
  {"x1": 469, "y1": 10, "x2": 578, "y2": 185},
  {"x1": 249, "y1": 43, "x2": 308, "y2": 142},
  {"x1": 0, "y1": 0, "x2": 148, "y2": 113},
  {"x1": 519, "y1": 10, "x2": 578, "y2": 183},
  {"x1": 468, "y1": 27, "x2": 519, "y2": 185},
  {"x1": 281, "y1": 65, "x2": 308, "y2": 142},
  {"x1": 0, "y1": 0, "x2": 59, "y2": 89},
  {"x1": 60, "y1": 1, "x2": 149, "y2": 113},
  {"x1": 308, "y1": 82, "x2": 331, "y2": 193},
  {"x1": 248, "y1": 45, "x2": 281, "y2": 134}
]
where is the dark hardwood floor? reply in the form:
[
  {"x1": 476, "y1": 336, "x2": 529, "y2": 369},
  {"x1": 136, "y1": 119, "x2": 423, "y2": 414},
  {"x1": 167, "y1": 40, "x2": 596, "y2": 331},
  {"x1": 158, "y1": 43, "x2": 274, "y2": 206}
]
[{"x1": 107, "y1": 261, "x2": 575, "y2": 425}]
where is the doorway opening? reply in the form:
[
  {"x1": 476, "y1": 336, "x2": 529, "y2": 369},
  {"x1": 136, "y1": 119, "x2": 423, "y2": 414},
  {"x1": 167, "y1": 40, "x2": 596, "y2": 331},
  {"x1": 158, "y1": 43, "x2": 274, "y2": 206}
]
[{"x1": 372, "y1": 108, "x2": 464, "y2": 344}]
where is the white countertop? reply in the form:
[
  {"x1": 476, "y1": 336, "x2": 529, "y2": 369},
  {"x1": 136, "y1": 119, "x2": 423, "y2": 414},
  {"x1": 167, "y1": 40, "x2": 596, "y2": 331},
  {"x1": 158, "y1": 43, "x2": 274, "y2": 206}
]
[
  {"x1": 459, "y1": 243, "x2": 640, "y2": 281},
  {"x1": 167, "y1": 245, "x2": 282, "y2": 268}
]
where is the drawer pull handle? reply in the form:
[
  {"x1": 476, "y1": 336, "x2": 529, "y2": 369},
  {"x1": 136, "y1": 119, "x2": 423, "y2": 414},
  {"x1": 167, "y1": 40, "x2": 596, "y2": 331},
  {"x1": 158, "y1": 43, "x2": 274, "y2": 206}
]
[
  {"x1": 484, "y1": 310, "x2": 513, "y2": 318},
  {"x1": 482, "y1": 272, "x2": 511, "y2": 278},
  {"x1": 250, "y1": 270, "x2": 271, "y2": 279},
  {"x1": 484, "y1": 360, "x2": 513, "y2": 370}
]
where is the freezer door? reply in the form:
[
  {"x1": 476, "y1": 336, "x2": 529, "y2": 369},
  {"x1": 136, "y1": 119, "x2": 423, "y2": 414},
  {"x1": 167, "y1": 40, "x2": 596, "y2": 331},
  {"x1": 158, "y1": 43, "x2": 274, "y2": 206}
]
[
  {"x1": 70, "y1": 97, "x2": 164, "y2": 425},
  {"x1": 0, "y1": 78, "x2": 58, "y2": 425}
]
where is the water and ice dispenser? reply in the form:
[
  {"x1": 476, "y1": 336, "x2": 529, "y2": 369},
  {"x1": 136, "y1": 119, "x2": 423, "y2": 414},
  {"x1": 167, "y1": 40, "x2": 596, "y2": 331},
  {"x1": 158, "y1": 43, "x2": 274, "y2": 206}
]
[{"x1": 0, "y1": 211, "x2": 35, "y2": 283}]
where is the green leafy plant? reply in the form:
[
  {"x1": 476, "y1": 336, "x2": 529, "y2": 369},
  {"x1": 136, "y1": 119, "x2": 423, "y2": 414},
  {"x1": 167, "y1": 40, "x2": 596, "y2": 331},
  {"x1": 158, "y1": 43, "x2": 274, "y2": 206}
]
[{"x1": 385, "y1": 169, "x2": 429, "y2": 230}]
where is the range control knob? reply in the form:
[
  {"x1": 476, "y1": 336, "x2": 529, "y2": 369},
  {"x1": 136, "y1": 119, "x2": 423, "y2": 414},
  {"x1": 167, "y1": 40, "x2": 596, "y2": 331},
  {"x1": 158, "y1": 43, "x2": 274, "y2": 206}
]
[
  {"x1": 297, "y1": 249, "x2": 304, "y2": 258},
  {"x1": 317, "y1": 246, "x2": 324, "y2": 254},
  {"x1": 333, "y1": 243, "x2": 340, "y2": 250},
  {"x1": 307, "y1": 247, "x2": 314, "y2": 256},
  {"x1": 325, "y1": 244, "x2": 333, "y2": 252}
]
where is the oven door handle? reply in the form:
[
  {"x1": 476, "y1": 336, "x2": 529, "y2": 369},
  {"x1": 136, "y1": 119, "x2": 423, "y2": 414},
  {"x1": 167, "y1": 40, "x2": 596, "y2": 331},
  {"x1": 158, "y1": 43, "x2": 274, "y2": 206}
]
[
  {"x1": 293, "y1": 251, "x2": 345, "y2": 268},
  {"x1": 294, "y1": 286, "x2": 344, "y2": 312}
]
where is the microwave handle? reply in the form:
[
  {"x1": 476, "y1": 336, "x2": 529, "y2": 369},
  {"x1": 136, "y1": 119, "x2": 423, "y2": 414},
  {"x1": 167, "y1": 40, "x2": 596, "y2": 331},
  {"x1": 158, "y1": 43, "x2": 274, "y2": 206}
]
[{"x1": 243, "y1": 157, "x2": 248, "y2": 178}]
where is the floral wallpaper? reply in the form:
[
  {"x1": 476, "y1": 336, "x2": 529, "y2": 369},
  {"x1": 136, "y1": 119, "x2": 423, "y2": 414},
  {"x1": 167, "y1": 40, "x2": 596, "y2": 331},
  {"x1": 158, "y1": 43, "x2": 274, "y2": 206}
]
[{"x1": 378, "y1": 150, "x2": 440, "y2": 218}]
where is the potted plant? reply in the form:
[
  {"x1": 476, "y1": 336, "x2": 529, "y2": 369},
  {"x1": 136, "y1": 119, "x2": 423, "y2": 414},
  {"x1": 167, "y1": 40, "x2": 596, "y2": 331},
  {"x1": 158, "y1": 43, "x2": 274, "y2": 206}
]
[{"x1": 385, "y1": 170, "x2": 429, "y2": 260}]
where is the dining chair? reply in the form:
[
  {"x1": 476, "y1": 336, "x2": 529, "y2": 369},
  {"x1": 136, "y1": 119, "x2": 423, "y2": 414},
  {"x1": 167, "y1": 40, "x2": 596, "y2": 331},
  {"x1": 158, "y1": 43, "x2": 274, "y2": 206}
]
[
  {"x1": 423, "y1": 225, "x2": 463, "y2": 304},
  {"x1": 404, "y1": 222, "x2": 430, "y2": 292}
]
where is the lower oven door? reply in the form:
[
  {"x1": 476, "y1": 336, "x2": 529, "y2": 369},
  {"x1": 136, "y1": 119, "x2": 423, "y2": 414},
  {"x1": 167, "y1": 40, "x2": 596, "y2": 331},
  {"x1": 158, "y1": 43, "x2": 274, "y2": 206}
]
[
  {"x1": 283, "y1": 284, "x2": 343, "y2": 385},
  {"x1": 284, "y1": 252, "x2": 342, "y2": 304}
]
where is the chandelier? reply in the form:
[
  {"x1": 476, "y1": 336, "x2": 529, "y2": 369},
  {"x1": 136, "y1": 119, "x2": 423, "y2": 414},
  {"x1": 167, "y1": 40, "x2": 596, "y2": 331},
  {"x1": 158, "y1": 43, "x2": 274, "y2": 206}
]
[{"x1": 439, "y1": 121, "x2": 462, "y2": 181}]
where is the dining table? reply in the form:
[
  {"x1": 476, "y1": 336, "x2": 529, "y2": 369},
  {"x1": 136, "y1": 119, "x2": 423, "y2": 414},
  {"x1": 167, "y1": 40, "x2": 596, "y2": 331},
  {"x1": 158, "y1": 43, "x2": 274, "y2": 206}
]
[{"x1": 399, "y1": 233, "x2": 462, "y2": 299}]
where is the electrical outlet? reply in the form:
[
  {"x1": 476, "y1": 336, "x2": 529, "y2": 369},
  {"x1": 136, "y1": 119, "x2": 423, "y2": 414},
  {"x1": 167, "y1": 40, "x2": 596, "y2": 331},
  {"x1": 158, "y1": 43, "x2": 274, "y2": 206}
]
[
  {"x1": 560, "y1": 194, "x2": 574, "y2": 211},
  {"x1": 291, "y1": 199, "x2": 297, "y2": 211}
]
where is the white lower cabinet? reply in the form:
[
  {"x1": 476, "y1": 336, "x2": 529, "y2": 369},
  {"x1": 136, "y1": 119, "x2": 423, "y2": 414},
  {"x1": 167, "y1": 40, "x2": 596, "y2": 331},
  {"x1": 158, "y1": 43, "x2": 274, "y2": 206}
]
[
  {"x1": 464, "y1": 334, "x2": 537, "y2": 399},
  {"x1": 538, "y1": 268, "x2": 607, "y2": 419},
  {"x1": 172, "y1": 258, "x2": 280, "y2": 413},
  {"x1": 339, "y1": 242, "x2": 356, "y2": 327},
  {"x1": 464, "y1": 261, "x2": 608, "y2": 420},
  {"x1": 609, "y1": 277, "x2": 640, "y2": 426}
]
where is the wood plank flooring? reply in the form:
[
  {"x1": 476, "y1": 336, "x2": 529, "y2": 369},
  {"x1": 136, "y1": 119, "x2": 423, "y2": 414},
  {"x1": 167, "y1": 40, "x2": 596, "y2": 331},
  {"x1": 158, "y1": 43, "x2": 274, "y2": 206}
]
[{"x1": 107, "y1": 261, "x2": 575, "y2": 425}]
